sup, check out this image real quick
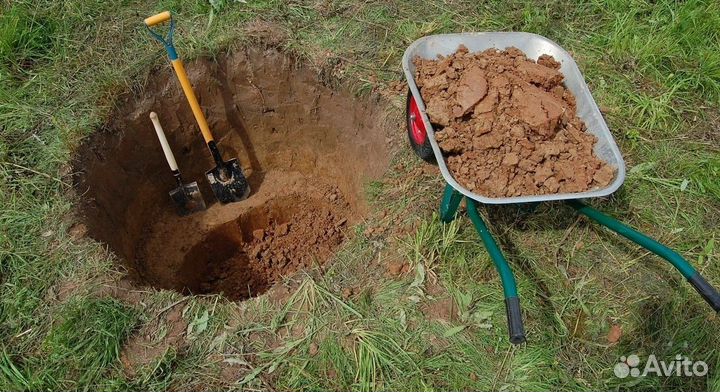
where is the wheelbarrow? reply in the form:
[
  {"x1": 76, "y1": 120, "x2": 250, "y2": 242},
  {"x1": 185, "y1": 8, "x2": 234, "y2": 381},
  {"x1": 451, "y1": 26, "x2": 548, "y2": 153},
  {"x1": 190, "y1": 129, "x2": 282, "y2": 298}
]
[{"x1": 402, "y1": 32, "x2": 720, "y2": 344}]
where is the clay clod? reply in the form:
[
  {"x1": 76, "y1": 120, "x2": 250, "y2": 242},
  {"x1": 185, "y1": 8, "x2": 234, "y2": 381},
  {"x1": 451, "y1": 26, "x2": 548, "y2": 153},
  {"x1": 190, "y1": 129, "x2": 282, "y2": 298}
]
[{"x1": 455, "y1": 66, "x2": 488, "y2": 114}]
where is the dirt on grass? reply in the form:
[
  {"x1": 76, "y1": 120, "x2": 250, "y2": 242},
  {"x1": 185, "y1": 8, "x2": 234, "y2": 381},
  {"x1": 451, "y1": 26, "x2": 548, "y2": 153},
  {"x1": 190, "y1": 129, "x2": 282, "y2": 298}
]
[
  {"x1": 73, "y1": 47, "x2": 391, "y2": 300},
  {"x1": 120, "y1": 306, "x2": 188, "y2": 376},
  {"x1": 413, "y1": 45, "x2": 615, "y2": 197}
]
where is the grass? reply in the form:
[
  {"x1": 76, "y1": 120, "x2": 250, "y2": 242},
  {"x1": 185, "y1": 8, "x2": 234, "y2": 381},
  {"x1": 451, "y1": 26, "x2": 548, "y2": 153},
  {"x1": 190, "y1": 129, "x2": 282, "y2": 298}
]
[
  {"x1": 0, "y1": 4, "x2": 56, "y2": 82},
  {"x1": 0, "y1": 0, "x2": 719, "y2": 390},
  {"x1": 1, "y1": 298, "x2": 137, "y2": 390}
]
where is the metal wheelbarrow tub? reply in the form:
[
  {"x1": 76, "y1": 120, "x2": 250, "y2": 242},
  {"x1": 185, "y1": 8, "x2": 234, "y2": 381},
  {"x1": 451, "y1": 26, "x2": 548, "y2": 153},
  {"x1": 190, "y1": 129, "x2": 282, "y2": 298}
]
[
  {"x1": 402, "y1": 32, "x2": 625, "y2": 204},
  {"x1": 401, "y1": 32, "x2": 720, "y2": 345}
]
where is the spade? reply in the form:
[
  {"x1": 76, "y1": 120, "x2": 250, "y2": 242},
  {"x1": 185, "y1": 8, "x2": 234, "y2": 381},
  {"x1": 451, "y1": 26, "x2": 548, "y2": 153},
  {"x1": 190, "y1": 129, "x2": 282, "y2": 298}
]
[
  {"x1": 149, "y1": 112, "x2": 206, "y2": 215},
  {"x1": 145, "y1": 11, "x2": 250, "y2": 203}
]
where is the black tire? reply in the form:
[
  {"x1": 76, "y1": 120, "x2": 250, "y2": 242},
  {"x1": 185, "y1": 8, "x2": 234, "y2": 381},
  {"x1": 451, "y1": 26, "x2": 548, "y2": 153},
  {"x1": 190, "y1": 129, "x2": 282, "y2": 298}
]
[{"x1": 406, "y1": 89, "x2": 436, "y2": 163}]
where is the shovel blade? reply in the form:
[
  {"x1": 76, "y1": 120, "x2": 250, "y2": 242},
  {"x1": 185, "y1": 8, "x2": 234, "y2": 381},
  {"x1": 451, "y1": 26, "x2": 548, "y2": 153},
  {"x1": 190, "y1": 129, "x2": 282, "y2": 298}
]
[
  {"x1": 206, "y1": 158, "x2": 250, "y2": 204},
  {"x1": 169, "y1": 181, "x2": 207, "y2": 216}
]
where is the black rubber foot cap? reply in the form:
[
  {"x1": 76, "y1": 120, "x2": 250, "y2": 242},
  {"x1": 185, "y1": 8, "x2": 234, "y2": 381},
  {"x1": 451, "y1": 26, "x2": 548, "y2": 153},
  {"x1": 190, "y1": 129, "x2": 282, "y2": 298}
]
[
  {"x1": 505, "y1": 296, "x2": 526, "y2": 345},
  {"x1": 688, "y1": 273, "x2": 720, "y2": 313}
]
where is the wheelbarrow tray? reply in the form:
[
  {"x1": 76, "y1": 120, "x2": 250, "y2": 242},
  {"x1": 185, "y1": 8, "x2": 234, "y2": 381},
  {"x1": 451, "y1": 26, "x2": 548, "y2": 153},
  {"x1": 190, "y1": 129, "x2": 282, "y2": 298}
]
[{"x1": 402, "y1": 32, "x2": 626, "y2": 204}]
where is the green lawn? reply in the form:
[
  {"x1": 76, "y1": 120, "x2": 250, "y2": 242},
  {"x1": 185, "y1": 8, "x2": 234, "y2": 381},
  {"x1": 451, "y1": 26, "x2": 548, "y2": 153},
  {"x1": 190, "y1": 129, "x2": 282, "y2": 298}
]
[{"x1": 1, "y1": 0, "x2": 719, "y2": 391}]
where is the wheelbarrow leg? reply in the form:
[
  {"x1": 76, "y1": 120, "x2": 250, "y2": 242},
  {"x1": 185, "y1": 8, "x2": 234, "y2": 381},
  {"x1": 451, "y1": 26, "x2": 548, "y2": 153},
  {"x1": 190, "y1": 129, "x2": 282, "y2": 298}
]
[
  {"x1": 466, "y1": 199, "x2": 526, "y2": 344},
  {"x1": 440, "y1": 184, "x2": 463, "y2": 223},
  {"x1": 568, "y1": 200, "x2": 720, "y2": 313}
]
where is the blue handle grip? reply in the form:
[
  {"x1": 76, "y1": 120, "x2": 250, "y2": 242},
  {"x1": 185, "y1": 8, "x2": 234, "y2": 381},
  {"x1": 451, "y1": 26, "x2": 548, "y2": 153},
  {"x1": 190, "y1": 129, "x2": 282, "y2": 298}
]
[{"x1": 145, "y1": 16, "x2": 178, "y2": 60}]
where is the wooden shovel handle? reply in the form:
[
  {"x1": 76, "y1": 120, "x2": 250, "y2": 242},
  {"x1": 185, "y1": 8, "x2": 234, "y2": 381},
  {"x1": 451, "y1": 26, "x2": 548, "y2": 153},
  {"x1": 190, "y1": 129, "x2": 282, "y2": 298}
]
[{"x1": 149, "y1": 112, "x2": 179, "y2": 171}]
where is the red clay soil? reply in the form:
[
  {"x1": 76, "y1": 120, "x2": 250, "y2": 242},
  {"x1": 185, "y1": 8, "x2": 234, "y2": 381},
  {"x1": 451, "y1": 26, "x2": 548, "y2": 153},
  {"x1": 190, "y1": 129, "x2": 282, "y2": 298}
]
[
  {"x1": 178, "y1": 191, "x2": 348, "y2": 300},
  {"x1": 413, "y1": 46, "x2": 615, "y2": 197}
]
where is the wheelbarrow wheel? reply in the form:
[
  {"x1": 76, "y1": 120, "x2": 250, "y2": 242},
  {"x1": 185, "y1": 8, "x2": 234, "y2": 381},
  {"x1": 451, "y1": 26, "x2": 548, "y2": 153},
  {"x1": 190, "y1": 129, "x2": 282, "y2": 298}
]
[{"x1": 406, "y1": 89, "x2": 436, "y2": 163}]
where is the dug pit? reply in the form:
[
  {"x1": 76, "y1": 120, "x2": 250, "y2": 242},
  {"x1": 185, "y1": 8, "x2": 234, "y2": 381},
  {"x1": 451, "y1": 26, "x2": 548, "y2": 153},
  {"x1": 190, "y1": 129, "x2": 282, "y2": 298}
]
[{"x1": 74, "y1": 47, "x2": 390, "y2": 300}]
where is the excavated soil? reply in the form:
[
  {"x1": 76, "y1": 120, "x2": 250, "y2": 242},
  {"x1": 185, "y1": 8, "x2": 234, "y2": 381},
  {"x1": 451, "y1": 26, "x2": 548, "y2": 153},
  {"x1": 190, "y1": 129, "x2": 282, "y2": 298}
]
[
  {"x1": 414, "y1": 46, "x2": 615, "y2": 197},
  {"x1": 176, "y1": 192, "x2": 347, "y2": 300},
  {"x1": 74, "y1": 47, "x2": 390, "y2": 300}
]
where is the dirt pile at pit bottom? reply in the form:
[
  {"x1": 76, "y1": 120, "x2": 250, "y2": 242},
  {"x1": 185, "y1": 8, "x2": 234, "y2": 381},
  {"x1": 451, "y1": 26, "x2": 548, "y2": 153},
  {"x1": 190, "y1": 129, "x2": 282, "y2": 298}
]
[
  {"x1": 414, "y1": 45, "x2": 615, "y2": 197},
  {"x1": 180, "y1": 191, "x2": 348, "y2": 300}
]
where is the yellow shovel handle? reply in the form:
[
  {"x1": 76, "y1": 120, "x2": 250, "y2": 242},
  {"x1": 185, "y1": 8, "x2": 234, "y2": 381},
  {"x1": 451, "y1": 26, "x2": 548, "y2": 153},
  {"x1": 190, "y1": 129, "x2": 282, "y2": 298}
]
[
  {"x1": 144, "y1": 11, "x2": 171, "y2": 26},
  {"x1": 171, "y1": 59, "x2": 214, "y2": 144}
]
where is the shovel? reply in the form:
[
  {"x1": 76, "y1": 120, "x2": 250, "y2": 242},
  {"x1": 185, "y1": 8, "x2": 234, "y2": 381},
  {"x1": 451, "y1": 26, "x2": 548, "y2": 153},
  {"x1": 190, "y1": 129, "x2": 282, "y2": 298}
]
[
  {"x1": 144, "y1": 11, "x2": 250, "y2": 203},
  {"x1": 149, "y1": 112, "x2": 206, "y2": 215}
]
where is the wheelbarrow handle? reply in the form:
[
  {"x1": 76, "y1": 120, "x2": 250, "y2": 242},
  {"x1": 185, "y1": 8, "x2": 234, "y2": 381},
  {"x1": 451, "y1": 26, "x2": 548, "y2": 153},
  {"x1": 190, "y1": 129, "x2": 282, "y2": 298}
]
[
  {"x1": 568, "y1": 200, "x2": 720, "y2": 313},
  {"x1": 688, "y1": 274, "x2": 720, "y2": 312},
  {"x1": 505, "y1": 297, "x2": 525, "y2": 344}
]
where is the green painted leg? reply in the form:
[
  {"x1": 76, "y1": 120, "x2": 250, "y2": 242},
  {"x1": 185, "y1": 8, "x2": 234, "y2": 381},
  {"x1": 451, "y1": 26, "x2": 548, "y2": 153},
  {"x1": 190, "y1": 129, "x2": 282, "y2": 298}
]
[
  {"x1": 568, "y1": 200, "x2": 720, "y2": 313},
  {"x1": 466, "y1": 199, "x2": 526, "y2": 344},
  {"x1": 440, "y1": 184, "x2": 463, "y2": 223}
]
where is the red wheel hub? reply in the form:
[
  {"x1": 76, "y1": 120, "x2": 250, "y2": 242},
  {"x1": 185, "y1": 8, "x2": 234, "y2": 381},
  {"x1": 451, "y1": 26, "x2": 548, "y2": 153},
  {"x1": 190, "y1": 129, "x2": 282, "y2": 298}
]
[{"x1": 408, "y1": 95, "x2": 427, "y2": 145}]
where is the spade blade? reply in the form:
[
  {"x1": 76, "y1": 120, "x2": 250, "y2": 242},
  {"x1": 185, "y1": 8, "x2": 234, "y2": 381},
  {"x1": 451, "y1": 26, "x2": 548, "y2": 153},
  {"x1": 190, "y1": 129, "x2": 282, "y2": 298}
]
[
  {"x1": 206, "y1": 158, "x2": 250, "y2": 204},
  {"x1": 169, "y1": 181, "x2": 207, "y2": 216}
]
